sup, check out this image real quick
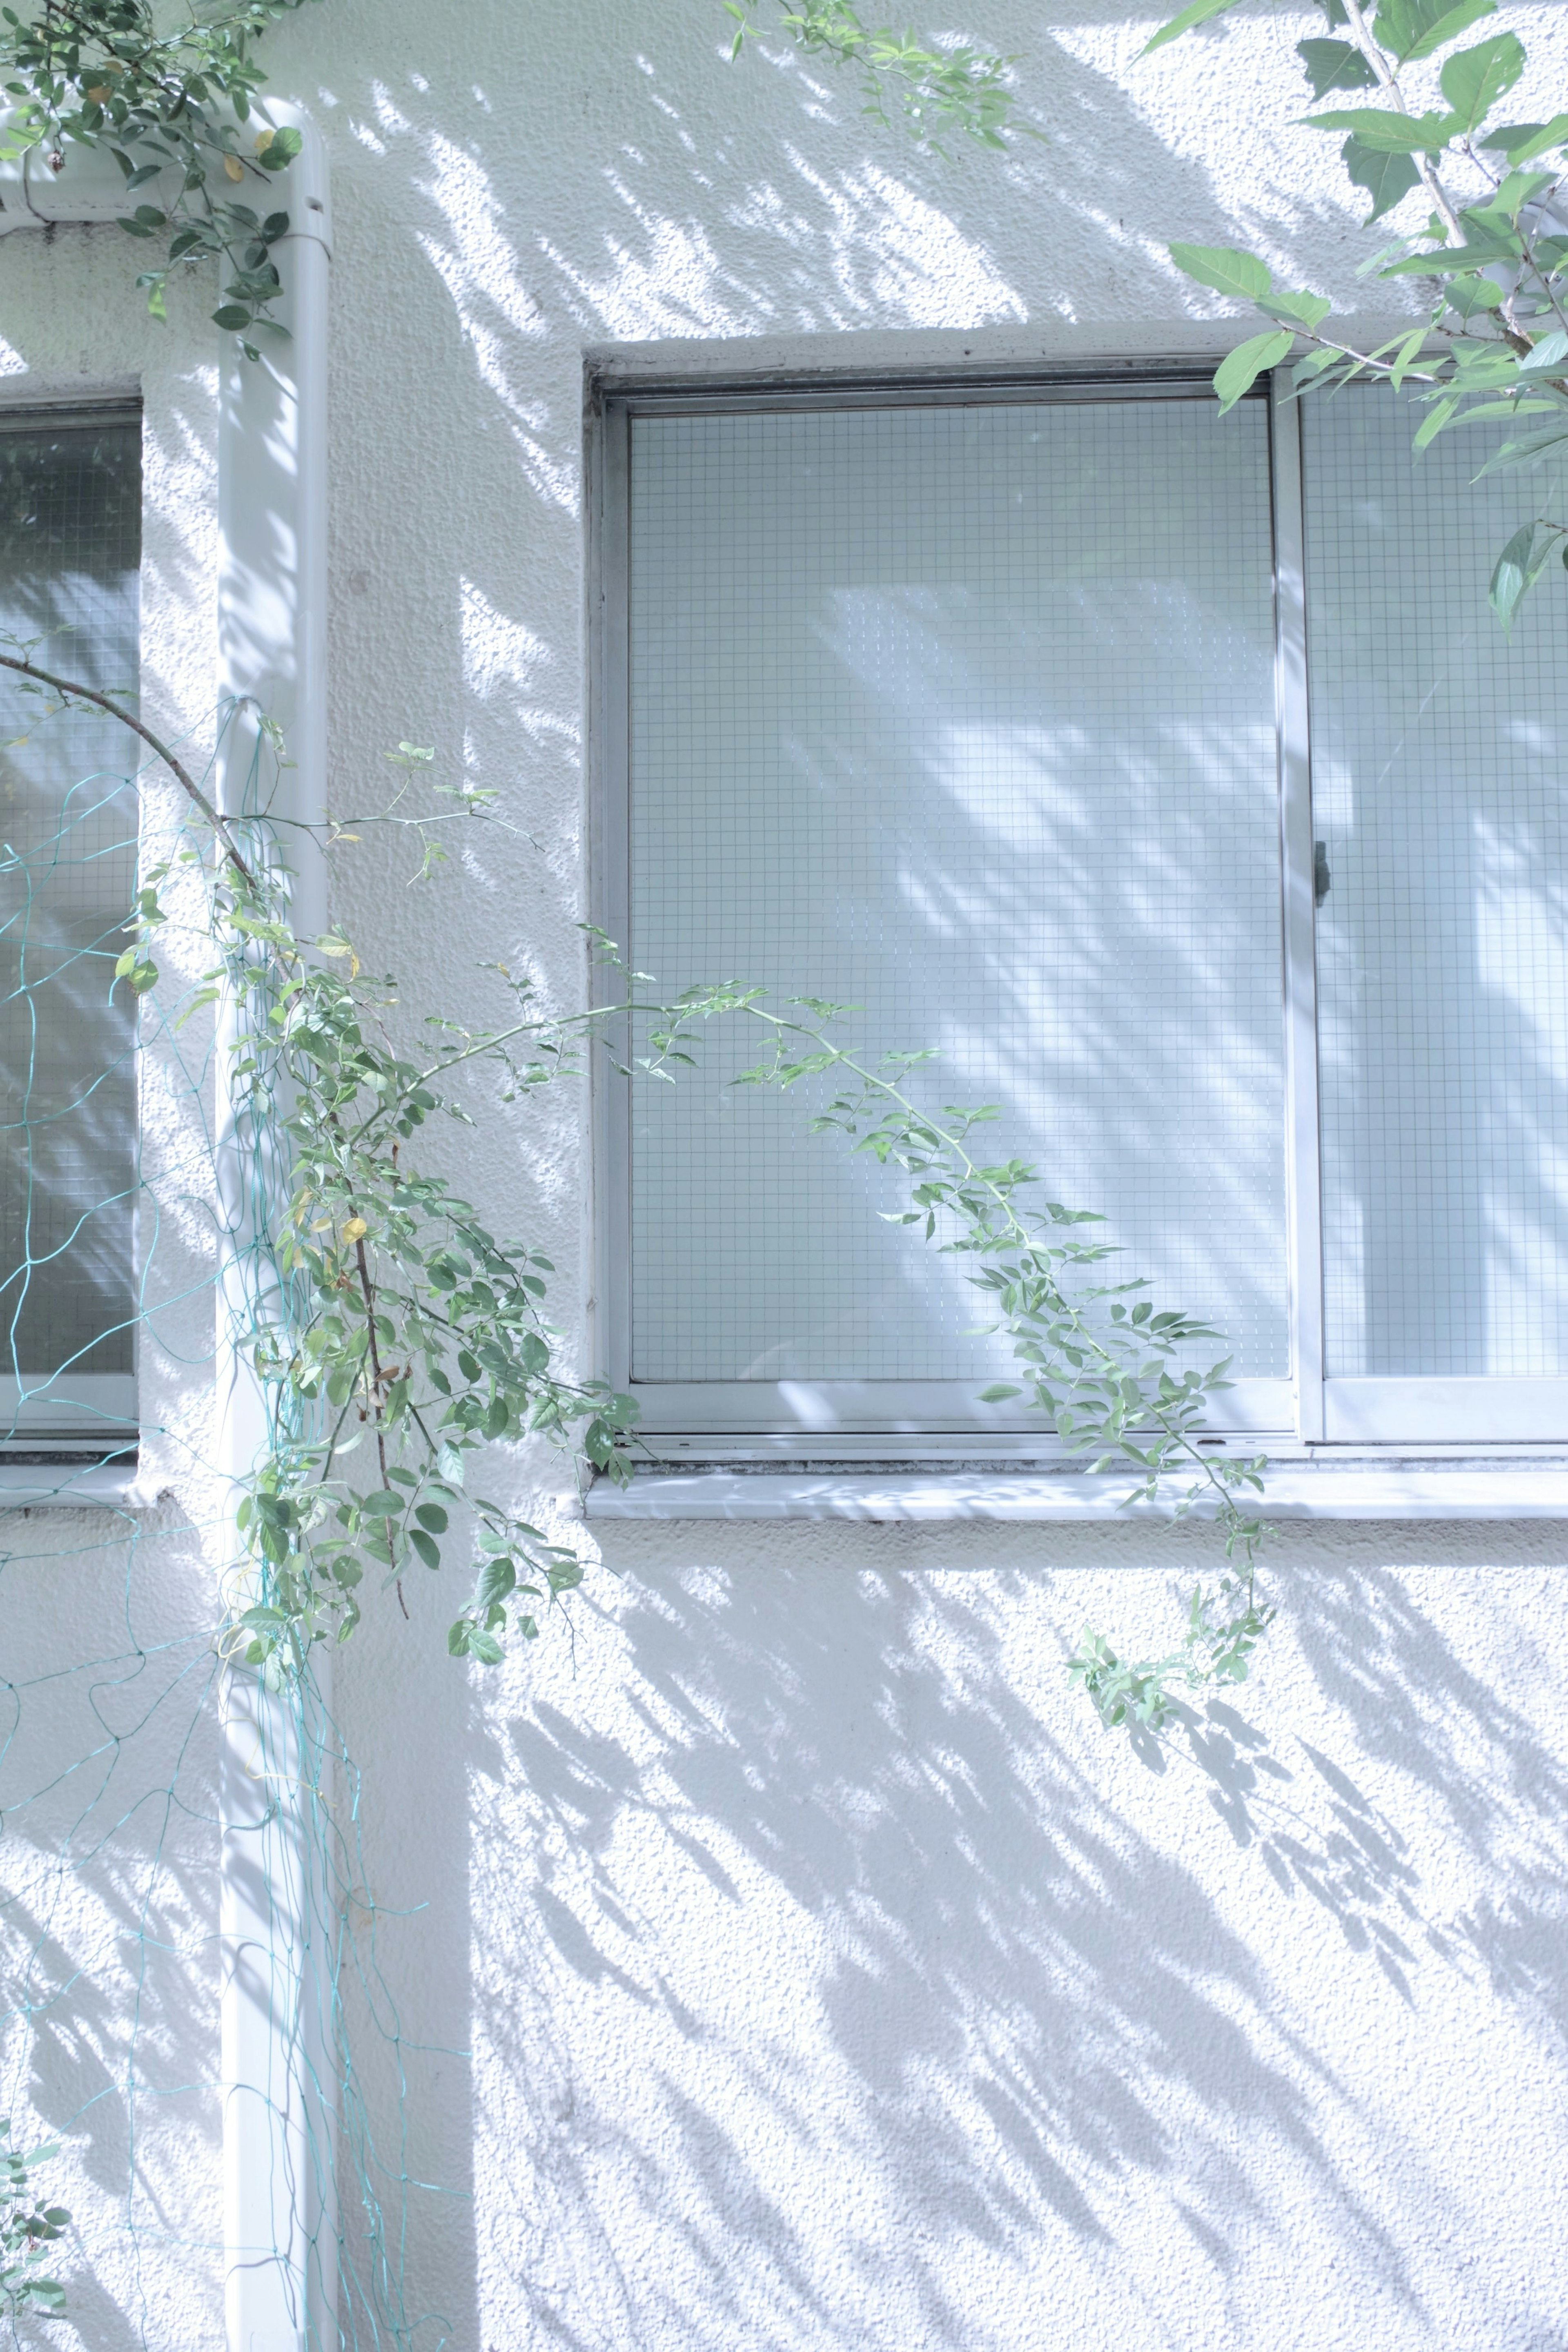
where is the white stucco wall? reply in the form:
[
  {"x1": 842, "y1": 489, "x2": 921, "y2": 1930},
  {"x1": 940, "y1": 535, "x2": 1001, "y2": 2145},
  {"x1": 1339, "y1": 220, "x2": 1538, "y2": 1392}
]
[{"x1": 3, "y1": 1, "x2": 1568, "y2": 2345}]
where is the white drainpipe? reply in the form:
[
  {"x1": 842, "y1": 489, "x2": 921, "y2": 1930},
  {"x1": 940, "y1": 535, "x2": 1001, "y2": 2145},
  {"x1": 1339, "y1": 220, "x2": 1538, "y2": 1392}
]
[{"x1": 2, "y1": 112, "x2": 336, "y2": 2352}]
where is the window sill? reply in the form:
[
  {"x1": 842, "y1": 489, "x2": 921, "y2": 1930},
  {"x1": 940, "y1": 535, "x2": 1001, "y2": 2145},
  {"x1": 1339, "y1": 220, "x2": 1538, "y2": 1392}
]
[
  {"x1": 584, "y1": 1466, "x2": 1568, "y2": 1523},
  {"x1": 0, "y1": 1459, "x2": 141, "y2": 1509}
]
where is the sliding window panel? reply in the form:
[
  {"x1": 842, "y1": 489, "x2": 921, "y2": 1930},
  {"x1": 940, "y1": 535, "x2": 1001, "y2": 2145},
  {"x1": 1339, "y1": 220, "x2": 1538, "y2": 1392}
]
[
  {"x1": 617, "y1": 390, "x2": 1291, "y2": 1437},
  {"x1": 1306, "y1": 386, "x2": 1568, "y2": 1441},
  {"x1": 0, "y1": 412, "x2": 141, "y2": 1436}
]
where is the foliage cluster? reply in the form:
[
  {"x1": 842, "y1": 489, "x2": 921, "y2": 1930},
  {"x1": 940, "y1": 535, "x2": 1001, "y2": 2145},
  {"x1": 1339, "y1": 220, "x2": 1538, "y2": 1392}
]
[
  {"x1": 0, "y1": 0, "x2": 1281, "y2": 1736},
  {"x1": 724, "y1": 0, "x2": 1015, "y2": 148},
  {"x1": 0, "y1": 635, "x2": 1258, "y2": 1722},
  {"x1": 0, "y1": 2120, "x2": 68, "y2": 2320},
  {"x1": 1147, "y1": 0, "x2": 1567, "y2": 626},
  {"x1": 117, "y1": 796, "x2": 1268, "y2": 1725},
  {"x1": 0, "y1": 0, "x2": 1015, "y2": 376},
  {"x1": 0, "y1": 0, "x2": 314, "y2": 349}
]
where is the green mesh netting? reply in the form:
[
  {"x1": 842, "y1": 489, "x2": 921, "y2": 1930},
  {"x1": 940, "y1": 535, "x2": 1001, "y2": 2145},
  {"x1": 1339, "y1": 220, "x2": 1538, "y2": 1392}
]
[{"x1": 2, "y1": 412, "x2": 438, "y2": 2348}]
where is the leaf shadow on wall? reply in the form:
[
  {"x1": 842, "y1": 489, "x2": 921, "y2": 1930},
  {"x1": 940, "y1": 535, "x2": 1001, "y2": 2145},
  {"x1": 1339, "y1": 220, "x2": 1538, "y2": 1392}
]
[{"x1": 469, "y1": 1517, "x2": 1568, "y2": 2349}]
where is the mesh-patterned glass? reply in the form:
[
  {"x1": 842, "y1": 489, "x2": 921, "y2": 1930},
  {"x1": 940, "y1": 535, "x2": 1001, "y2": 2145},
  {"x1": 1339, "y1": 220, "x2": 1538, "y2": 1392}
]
[
  {"x1": 0, "y1": 418, "x2": 141, "y2": 1387},
  {"x1": 1306, "y1": 388, "x2": 1568, "y2": 1377},
  {"x1": 626, "y1": 397, "x2": 1287, "y2": 1387}
]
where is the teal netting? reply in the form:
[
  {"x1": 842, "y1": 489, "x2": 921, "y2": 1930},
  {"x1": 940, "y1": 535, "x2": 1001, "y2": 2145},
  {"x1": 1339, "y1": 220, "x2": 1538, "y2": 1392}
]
[{"x1": 2, "y1": 415, "x2": 446, "y2": 2345}]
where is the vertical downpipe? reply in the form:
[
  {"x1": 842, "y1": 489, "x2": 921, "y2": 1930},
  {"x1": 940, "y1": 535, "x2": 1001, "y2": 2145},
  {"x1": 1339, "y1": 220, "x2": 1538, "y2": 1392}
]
[{"x1": 215, "y1": 110, "x2": 336, "y2": 2352}]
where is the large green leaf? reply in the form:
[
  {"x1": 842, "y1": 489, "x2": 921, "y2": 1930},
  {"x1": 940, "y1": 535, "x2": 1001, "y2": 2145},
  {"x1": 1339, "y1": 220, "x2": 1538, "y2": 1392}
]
[
  {"x1": 1443, "y1": 274, "x2": 1505, "y2": 320},
  {"x1": 1268, "y1": 288, "x2": 1333, "y2": 327},
  {"x1": 1168, "y1": 242, "x2": 1274, "y2": 302},
  {"x1": 1381, "y1": 235, "x2": 1519, "y2": 276},
  {"x1": 1518, "y1": 331, "x2": 1568, "y2": 376},
  {"x1": 1140, "y1": 0, "x2": 1246, "y2": 58},
  {"x1": 1489, "y1": 521, "x2": 1554, "y2": 632},
  {"x1": 1305, "y1": 105, "x2": 1457, "y2": 151},
  {"x1": 1478, "y1": 421, "x2": 1568, "y2": 472},
  {"x1": 1214, "y1": 329, "x2": 1295, "y2": 411},
  {"x1": 1481, "y1": 115, "x2": 1568, "y2": 164},
  {"x1": 1296, "y1": 38, "x2": 1376, "y2": 98},
  {"x1": 1401, "y1": 0, "x2": 1497, "y2": 63},
  {"x1": 1342, "y1": 136, "x2": 1421, "y2": 219},
  {"x1": 1372, "y1": 0, "x2": 1482, "y2": 57},
  {"x1": 1440, "y1": 31, "x2": 1526, "y2": 133}
]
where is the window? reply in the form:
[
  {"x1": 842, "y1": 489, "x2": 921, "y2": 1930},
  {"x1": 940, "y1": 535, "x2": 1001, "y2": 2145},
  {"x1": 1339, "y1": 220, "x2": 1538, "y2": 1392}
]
[
  {"x1": 593, "y1": 371, "x2": 1568, "y2": 1451},
  {"x1": 0, "y1": 406, "x2": 141, "y2": 1446}
]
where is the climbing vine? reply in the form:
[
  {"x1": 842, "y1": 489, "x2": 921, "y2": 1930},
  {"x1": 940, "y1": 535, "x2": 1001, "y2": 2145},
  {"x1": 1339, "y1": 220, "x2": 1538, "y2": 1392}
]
[
  {"x1": 2, "y1": 636, "x2": 1276, "y2": 1731},
  {"x1": 0, "y1": 2118, "x2": 68, "y2": 2321},
  {"x1": 0, "y1": 0, "x2": 1276, "y2": 1752},
  {"x1": 0, "y1": 0, "x2": 315, "y2": 350},
  {"x1": 1144, "y1": 0, "x2": 1568, "y2": 625}
]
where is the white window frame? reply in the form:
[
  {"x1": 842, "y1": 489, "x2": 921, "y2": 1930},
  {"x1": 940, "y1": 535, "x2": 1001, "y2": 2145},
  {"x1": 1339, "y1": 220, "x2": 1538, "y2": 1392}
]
[
  {"x1": 590, "y1": 363, "x2": 1568, "y2": 1462},
  {"x1": 0, "y1": 397, "x2": 142, "y2": 1458}
]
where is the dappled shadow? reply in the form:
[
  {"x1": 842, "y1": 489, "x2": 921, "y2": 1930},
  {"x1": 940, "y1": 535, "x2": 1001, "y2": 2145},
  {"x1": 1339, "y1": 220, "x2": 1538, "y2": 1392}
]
[{"x1": 453, "y1": 1514, "x2": 1568, "y2": 2347}]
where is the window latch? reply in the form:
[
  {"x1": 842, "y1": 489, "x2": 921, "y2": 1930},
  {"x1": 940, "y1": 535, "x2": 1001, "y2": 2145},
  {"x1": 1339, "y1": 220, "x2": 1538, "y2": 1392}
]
[{"x1": 1314, "y1": 840, "x2": 1332, "y2": 905}]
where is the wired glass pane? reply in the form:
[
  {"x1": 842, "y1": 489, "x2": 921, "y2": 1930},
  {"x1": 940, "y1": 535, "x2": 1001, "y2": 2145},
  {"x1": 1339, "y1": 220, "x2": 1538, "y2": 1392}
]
[
  {"x1": 0, "y1": 417, "x2": 141, "y2": 1390},
  {"x1": 627, "y1": 397, "x2": 1287, "y2": 1387},
  {"x1": 1306, "y1": 388, "x2": 1568, "y2": 1377}
]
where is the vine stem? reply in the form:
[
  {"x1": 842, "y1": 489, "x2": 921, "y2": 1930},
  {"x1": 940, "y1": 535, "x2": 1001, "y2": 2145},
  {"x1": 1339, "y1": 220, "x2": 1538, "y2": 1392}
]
[
  {"x1": 739, "y1": 1009, "x2": 1261, "y2": 1541},
  {"x1": 0, "y1": 649, "x2": 255, "y2": 882},
  {"x1": 1338, "y1": 0, "x2": 1466, "y2": 245},
  {"x1": 352, "y1": 1229, "x2": 408, "y2": 1619}
]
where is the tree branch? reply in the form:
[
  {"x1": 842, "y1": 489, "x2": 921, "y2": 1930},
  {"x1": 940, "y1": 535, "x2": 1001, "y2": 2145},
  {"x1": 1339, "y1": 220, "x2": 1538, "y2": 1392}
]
[{"x1": 0, "y1": 649, "x2": 254, "y2": 882}]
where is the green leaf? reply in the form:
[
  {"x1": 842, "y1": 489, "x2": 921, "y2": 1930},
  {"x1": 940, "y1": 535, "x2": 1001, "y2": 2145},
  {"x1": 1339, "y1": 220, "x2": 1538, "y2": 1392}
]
[
  {"x1": 410, "y1": 1529, "x2": 441, "y2": 1569},
  {"x1": 1482, "y1": 114, "x2": 1568, "y2": 164},
  {"x1": 1444, "y1": 273, "x2": 1504, "y2": 319},
  {"x1": 476, "y1": 1556, "x2": 516, "y2": 1610},
  {"x1": 1214, "y1": 329, "x2": 1295, "y2": 410},
  {"x1": 978, "y1": 1382, "x2": 1023, "y2": 1401},
  {"x1": 437, "y1": 1442, "x2": 464, "y2": 1485},
  {"x1": 1372, "y1": 0, "x2": 1463, "y2": 54},
  {"x1": 360, "y1": 1488, "x2": 401, "y2": 1516},
  {"x1": 212, "y1": 304, "x2": 253, "y2": 330},
  {"x1": 414, "y1": 1502, "x2": 449, "y2": 1532},
  {"x1": 1389, "y1": 327, "x2": 1432, "y2": 386},
  {"x1": 1343, "y1": 135, "x2": 1421, "y2": 220},
  {"x1": 1412, "y1": 392, "x2": 1460, "y2": 448},
  {"x1": 1140, "y1": 0, "x2": 1246, "y2": 54},
  {"x1": 1267, "y1": 288, "x2": 1332, "y2": 328},
  {"x1": 1296, "y1": 38, "x2": 1376, "y2": 98},
  {"x1": 1519, "y1": 331, "x2": 1568, "y2": 375},
  {"x1": 468, "y1": 1628, "x2": 505, "y2": 1665},
  {"x1": 446, "y1": 1621, "x2": 470, "y2": 1656},
  {"x1": 1381, "y1": 238, "x2": 1519, "y2": 275},
  {"x1": 1440, "y1": 31, "x2": 1525, "y2": 132},
  {"x1": 1489, "y1": 520, "x2": 1554, "y2": 631},
  {"x1": 1169, "y1": 242, "x2": 1274, "y2": 302},
  {"x1": 1305, "y1": 107, "x2": 1456, "y2": 152},
  {"x1": 1400, "y1": 0, "x2": 1497, "y2": 63},
  {"x1": 1479, "y1": 423, "x2": 1568, "y2": 472}
]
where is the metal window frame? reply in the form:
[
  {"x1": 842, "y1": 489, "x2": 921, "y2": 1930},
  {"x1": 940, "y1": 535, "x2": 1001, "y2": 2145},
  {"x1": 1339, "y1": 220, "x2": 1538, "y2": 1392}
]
[
  {"x1": 589, "y1": 363, "x2": 1568, "y2": 1460},
  {"x1": 0, "y1": 396, "x2": 143, "y2": 1451}
]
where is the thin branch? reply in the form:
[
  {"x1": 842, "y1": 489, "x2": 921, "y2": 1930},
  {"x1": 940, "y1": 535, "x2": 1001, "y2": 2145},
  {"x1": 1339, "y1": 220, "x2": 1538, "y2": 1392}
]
[
  {"x1": 0, "y1": 649, "x2": 254, "y2": 882},
  {"x1": 1338, "y1": 0, "x2": 1466, "y2": 245}
]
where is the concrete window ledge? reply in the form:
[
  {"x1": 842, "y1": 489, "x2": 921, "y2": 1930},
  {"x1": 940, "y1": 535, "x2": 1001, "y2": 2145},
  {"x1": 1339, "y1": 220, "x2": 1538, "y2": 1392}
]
[
  {"x1": 585, "y1": 1467, "x2": 1568, "y2": 1523},
  {"x1": 0, "y1": 1462, "x2": 141, "y2": 1509}
]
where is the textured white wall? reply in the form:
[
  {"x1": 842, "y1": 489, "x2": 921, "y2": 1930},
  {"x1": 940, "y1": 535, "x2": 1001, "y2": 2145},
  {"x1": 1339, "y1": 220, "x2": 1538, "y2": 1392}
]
[{"x1": 2, "y1": 0, "x2": 1568, "y2": 2344}]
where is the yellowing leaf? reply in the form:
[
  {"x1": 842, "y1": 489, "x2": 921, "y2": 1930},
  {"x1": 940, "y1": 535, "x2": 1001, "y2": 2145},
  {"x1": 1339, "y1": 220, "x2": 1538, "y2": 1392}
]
[
  {"x1": 254, "y1": 128, "x2": 275, "y2": 155},
  {"x1": 342, "y1": 1217, "x2": 368, "y2": 1244},
  {"x1": 223, "y1": 154, "x2": 244, "y2": 182}
]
